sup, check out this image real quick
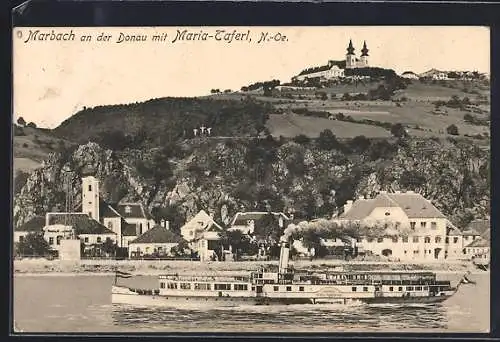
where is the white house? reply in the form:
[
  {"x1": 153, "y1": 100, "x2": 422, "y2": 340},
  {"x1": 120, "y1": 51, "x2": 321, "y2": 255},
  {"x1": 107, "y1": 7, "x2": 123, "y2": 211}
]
[
  {"x1": 333, "y1": 191, "x2": 455, "y2": 261},
  {"x1": 400, "y1": 71, "x2": 419, "y2": 80},
  {"x1": 420, "y1": 68, "x2": 449, "y2": 80},
  {"x1": 128, "y1": 223, "x2": 184, "y2": 258},
  {"x1": 229, "y1": 211, "x2": 290, "y2": 235},
  {"x1": 44, "y1": 212, "x2": 117, "y2": 255},
  {"x1": 14, "y1": 215, "x2": 45, "y2": 244},
  {"x1": 180, "y1": 210, "x2": 224, "y2": 261}
]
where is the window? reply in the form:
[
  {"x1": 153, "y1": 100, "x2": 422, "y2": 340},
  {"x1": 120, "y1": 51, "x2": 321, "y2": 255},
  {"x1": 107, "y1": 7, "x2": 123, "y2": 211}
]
[
  {"x1": 421, "y1": 222, "x2": 427, "y2": 228},
  {"x1": 414, "y1": 250, "x2": 420, "y2": 254},
  {"x1": 424, "y1": 236, "x2": 431, "y2": 243},
  {"x1": 431, "y1": 222, "x2": 437, "y2": 230},
  {"x1": 167, "y1": 282, "x2": 178, "y2": 289},
  {"x1": 125, "y1": 206, "x2": 132, "y2": 214},
  {"x1": 160, "y1": 282, "x2": 165, "y2": 289},
  {"x1": 445, "y1": 237, "x2": 449, "y2": 244},
  {"x1": 407, "y1": 286, "x2": 414, "y2": 291},
  {"x1": 139, "y1": 223, "x2": 143, "y2": 234},
  {"x1": 352, "y1": 287, "x2": 357, "y2": 292},
  {"x1": 273, "y1": 286, "x2": 279, "y2": 292},
  {"x1": 299, "y1": 286, "x2": 304, "y2": 292},
  {"x1": 413, "y1": 236, "x2": 419, "y2": 243},
  {"x1": 88, "y1": 212, "x2": 92, "y2": 217},
  {"x1": 453, "y1": 237, "x2": 459, "y2": 244},
  {"x1": 356, "y1": 238, "x2": 362, "y2": 243},
  {"x1": 398, "y1": 287, "x2": 403, "y2": 291},
  {"x1": 84, "y1": 237, "x2": 89, "y2": 243},
  {"x1": 286, "y1": 286, "x2": 292, "y2": 292},
  {"x1": 97, "y1": 237, "x2": 102, "y2": 243},
  {"x1": 214, "y1": 284, "x2": 231, "y2": 291},
  {"x1": 19, "y1": 236, "x2": 24, "y2": 243},
  {"x1": 88, "y1": 185, "x2": 92, "y2": 192},
  {"x1": 363, "y1": 287, "x2": 368, "y2": 292},
  {"x1": 402, "y1": 237, "x2": 408, "y2": 243},
  {"x1": 190, "y1": 231, "x2": 194, "y2": 236},
  {"x1": 415, "y1": 286, "x2": 422, "y2": 291},
  {"x1": 49, "y1": 237, "x2": 54, "y2": 245},
  {"x1": 194, "y1": 283, "x2": 211, "y2": 290},
  {"x1": 234, "y1": 284, "x2": 248, "y2": 291},
  {"x1": 410, "y1": 222, "x2": 416, "y2": 230},
  {"x1": 180, "y1": 283, "x2": 191, "y2": 290},
  {"x1": 389, "y1": 286, "x2": 394, "y2": 291},
  {"x1": 377, "y1": 238, "x2": 383, "y2": 243},
  {"x1": 435, "y1": 236, "x2": 442, "y2": 243},
  {"x1": 56, "y1": 236, "x2": 62, "y2": 245},
  {"x1": 464, "y1": 236, "x2": 469, "y2": 241},
  {"x1": 392, "y1": 237, "x2": 398, "y2": 243},
  {"x1": 367, "y1": 238, "x2": 374, "y2": 243},
  {"x1": 385, "y1": 212, "x2": 390, "y2": 216},
  {"x1": 108, "y1": 222, "x2": 113, "y2": 229},
  {"x1": 423, "y1": 286, "x2": 429, "y2": 291}
]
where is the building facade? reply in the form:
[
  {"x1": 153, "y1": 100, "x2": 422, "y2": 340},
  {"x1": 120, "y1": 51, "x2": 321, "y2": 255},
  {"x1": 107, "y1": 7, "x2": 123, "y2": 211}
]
[{"x1": 333, "y1": 191, "x2": 459, "y2": 261}]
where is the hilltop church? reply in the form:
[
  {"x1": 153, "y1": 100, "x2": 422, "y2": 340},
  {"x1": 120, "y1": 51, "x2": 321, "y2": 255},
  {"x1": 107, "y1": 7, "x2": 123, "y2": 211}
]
[{"x1": 292, "y1": 40, "x2": 370, "y2": 82}]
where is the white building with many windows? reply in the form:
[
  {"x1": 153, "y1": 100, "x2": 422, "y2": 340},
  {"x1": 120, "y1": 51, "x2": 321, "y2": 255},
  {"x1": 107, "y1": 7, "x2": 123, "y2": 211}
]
[{"x1": 333, "y1": 191, "x2": 460, "y2": 261}]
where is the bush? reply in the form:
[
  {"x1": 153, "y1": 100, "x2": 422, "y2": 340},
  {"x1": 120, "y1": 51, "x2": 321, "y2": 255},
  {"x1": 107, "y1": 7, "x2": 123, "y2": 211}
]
[
  {"x1": 390, "y1": 123, "x2": 408, "y2": 138},
  {"x1": 446, "y1": 124, "x2": 459, "y2": 136},
  {"x1": 293, "y1": 134, "x2": 311, "y2": 145},
  {"x1": 317, "y1": 129, "x2": 341, "y2": 150}
]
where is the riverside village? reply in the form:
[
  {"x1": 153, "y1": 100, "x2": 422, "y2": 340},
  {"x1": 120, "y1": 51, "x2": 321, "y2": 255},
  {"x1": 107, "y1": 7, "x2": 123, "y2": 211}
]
[
  {"x1": 14, "y1": 39, "x2": 490, "y2": 269},
  {"x1": 12, "y1": 32, "x2": 491, "y2": 331}
]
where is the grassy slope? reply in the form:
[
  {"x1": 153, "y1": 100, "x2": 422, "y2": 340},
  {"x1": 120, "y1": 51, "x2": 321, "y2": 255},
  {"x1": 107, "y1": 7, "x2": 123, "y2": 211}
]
[
  {"x1": 248, "y1": 81, "x2": 490, "y2": 139},
  {"x1": 13, "y1": 126, "x2": 75, "y2": 174}
]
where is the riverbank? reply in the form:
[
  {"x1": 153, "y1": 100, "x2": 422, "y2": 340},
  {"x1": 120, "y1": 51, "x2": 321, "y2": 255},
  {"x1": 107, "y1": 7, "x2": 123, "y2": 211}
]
[{"x1": 14, "y1": 258, "x2": 483, "y2": 276}]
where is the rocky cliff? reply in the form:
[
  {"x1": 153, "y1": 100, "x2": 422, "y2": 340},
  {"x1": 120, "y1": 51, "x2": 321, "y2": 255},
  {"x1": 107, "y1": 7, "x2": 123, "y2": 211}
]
[{"x1": 14, "y1": 136, "x2": 490, "y2": 231}]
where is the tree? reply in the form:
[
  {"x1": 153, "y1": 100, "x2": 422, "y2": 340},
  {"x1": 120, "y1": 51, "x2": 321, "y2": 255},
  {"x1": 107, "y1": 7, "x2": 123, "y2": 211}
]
[
  {"x1": 218, "y1": 230, "x2": 258, "y2": 261},
  {"x1": 317, "y1": 129, "x2": 340, "y2": 150},
  {"x1": 390, "y1": 123, "x2": 407, "y2": 138},
  {"x1": 349, "y1": 135, "x2": 371, "y2": 153},
  {"x1": 101, "y1": 237, "x2": 117, "y2": 257},
  {"x1": 16, "y1": 233, "x2": 51, "y2": 257},
  {"x1": 17, "y1": 117, "x2": 26, "y2": 126},
  {"x1": 293, "y1": 134, "x2": 311, "y2": 145},
  {"x1": 26, "y1": 122, "x2": 37, "y2": 128},
  {"x1": 446, "y1": 124, "x2": 459, "y2": 136}
]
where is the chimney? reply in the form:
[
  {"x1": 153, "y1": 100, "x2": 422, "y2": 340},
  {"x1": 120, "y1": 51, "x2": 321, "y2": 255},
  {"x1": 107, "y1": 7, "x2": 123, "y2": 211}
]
[
  {"x1": 344, "y1": 200, "x2": 354, "y2": 213},
  {"x1": 278, "y1": 241, "x2": 290, "y2": 274}
]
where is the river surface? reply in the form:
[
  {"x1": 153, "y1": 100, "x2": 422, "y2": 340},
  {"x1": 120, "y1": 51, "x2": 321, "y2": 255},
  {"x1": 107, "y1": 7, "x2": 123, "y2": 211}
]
[{"x1": 13, "y1": 272, "x2": 489, "y2": 333}]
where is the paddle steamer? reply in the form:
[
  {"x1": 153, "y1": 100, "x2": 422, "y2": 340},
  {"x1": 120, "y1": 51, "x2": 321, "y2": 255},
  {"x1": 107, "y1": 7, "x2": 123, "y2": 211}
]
[{"x1": 112, "y1": 241, "x2": 466, "y2": 306}]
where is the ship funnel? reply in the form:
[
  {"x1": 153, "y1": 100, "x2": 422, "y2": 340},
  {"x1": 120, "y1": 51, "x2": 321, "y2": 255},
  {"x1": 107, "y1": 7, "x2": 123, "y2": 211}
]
[{"x1": 278, "y1": 241, "x2": 290, "y2": 274}]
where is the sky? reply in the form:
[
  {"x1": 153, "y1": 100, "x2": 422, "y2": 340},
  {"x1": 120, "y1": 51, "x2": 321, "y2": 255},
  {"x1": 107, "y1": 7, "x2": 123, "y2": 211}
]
[{"x1": 13, "y1": 26, "x2": 490, "y2": 128}]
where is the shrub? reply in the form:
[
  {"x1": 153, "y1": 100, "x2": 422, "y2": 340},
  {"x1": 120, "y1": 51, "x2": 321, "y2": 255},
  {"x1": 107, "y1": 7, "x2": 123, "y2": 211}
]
[
  {"x1": 446, "y1": 124, "x2": 459, "y2": 136},
  {"x1": 293, "y1": 134, "x2": 311, "y2": 145}
]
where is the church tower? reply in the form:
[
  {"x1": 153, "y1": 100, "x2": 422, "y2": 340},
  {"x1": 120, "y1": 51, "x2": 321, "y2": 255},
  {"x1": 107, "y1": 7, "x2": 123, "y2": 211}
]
[
  {"x1": 82, "y1": 172, "x2": 100, "y2": 222},
  {"x1": 360, "y1": 41, "x2": 369, "y2": 67},
  {"x1": 345, "y1": 39, "x2": 356, "y2": 69}
]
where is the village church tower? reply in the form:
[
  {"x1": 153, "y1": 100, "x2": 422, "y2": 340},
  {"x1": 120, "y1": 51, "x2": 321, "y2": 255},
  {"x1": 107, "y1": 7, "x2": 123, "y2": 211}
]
[{"x1": 82, "y1": 175, "x2": 100, "y2": 222}]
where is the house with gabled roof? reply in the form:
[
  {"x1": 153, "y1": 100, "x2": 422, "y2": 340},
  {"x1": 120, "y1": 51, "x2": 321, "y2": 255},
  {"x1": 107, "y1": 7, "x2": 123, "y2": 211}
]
[
  {"x1": 14, "y1": 215, "x2": 46, "y2": 244},
  {"x1": 128, "y1": 222, "x2": 185, "y2": 258},
  {"x1": 43, "y1": 212, "x2": 116, "y2": 253},
  {"x1": 333, "y1": 191, "x2": 456, "y2": 261},
  {"x1": 229, "y1": 211, "x2": 290, "y2": 235},
  {"x1": 180, "y1": 210, "x2": 224, "y2": 262}
]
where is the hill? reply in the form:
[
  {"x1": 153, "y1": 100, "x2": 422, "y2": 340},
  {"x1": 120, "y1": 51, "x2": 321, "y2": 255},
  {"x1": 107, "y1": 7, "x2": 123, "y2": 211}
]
[
  {"x1": 52, "y1": 97, "x2": 273, "y2": 150},
  {"x1": 14, "y1": 136, "x2": 490, "y2": 234},
  {"x1": 13, "y1": 125, "x2": 76, "y2": 173}
]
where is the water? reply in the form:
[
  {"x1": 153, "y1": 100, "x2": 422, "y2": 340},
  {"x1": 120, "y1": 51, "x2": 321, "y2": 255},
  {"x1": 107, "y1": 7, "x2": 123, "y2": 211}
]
[{"x1": 13, "y1": 272, "x2": 490, "y2": 333}]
